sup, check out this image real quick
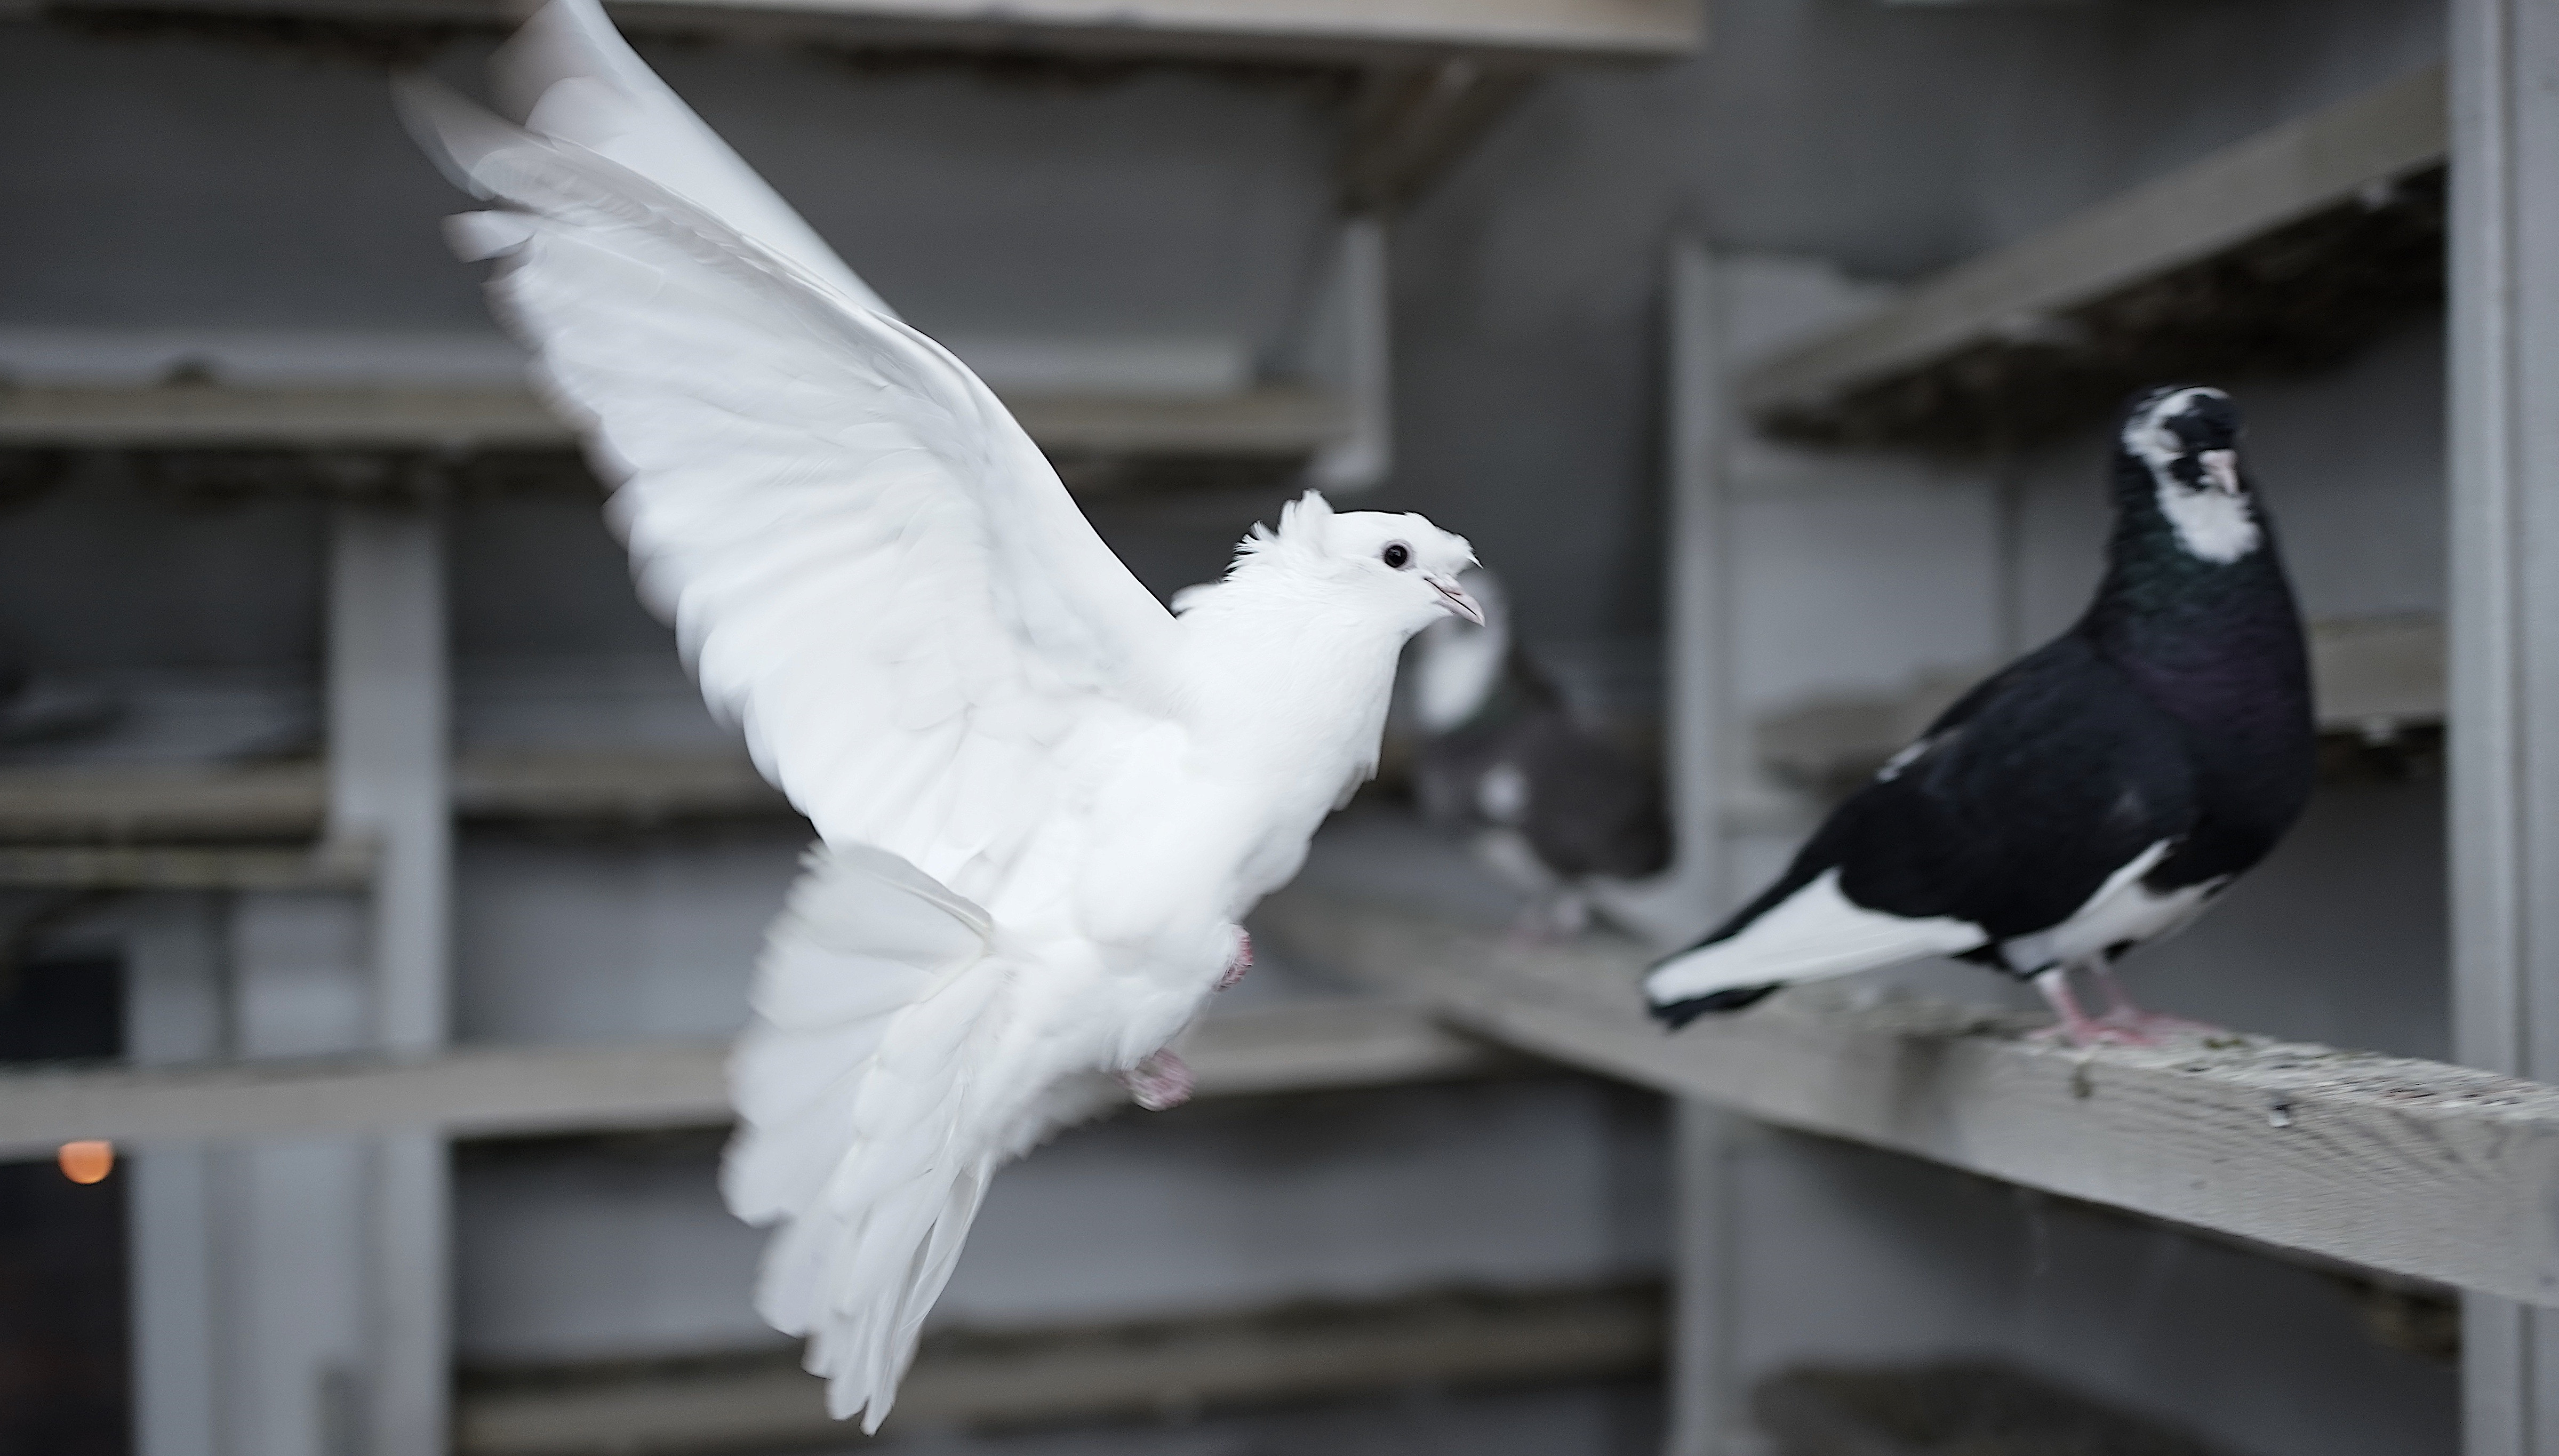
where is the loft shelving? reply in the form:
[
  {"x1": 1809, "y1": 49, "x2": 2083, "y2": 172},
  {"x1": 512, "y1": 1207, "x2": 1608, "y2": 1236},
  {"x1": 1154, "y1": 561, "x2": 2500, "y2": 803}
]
[
  {"x1": 0, "y1": 997, "x2": 1520, "y2": 1156},
  {"x1": 20, "y1": 0, "x2": 1701, "y2": 65},
  {"x1": 1738, "y1": 65, "x2": 2449, "y2": 451}
]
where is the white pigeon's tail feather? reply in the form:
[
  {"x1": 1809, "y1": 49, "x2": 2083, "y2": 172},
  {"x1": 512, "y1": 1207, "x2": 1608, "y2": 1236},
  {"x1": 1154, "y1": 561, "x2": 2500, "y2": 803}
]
[
  {"x1": 1643, "y1": 868, "x2": 1986, "y2": 1013},
  {"x1": 724, "y1": 845, "x2": 1075, "y2": 1431}
]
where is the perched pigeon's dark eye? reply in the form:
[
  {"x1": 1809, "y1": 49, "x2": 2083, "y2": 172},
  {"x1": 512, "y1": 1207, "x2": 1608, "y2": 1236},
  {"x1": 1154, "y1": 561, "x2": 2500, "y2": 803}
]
[{"x1": 1382, "y1": 542, "x2": 1412, "y2": 569}]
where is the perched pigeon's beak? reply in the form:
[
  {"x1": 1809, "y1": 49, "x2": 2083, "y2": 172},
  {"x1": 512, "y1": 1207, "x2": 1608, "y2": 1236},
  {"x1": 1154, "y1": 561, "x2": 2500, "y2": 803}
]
[
  {"x1": 1427, "y1": 573, "x2": 1485, "y2": 626},
  {"x1": 2198, "y1": 449, "x2": 2242, "y2": 495}
]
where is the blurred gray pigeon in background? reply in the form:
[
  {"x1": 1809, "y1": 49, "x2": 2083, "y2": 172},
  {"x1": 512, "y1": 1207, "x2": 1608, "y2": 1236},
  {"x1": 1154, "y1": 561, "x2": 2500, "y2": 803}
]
[{"x1": 1409, "y1": 569, "x2": 1671, "y2": 935}]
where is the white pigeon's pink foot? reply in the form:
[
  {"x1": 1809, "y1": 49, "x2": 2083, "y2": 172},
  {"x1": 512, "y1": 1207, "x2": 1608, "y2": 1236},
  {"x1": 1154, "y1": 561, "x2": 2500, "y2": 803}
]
[
  {"x1": 1217, "y1": 932, "x2": 1252, "y2": 991},
  {"x1": 1119, "y1": 1050, "x2": 1195, "y2": 1111}
]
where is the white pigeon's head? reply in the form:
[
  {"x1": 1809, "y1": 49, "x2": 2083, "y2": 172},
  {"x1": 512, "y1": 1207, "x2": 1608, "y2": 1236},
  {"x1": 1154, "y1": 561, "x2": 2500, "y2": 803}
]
[{"x1": 1190, "y1": 491, "x2": 1482, "y2": 636}]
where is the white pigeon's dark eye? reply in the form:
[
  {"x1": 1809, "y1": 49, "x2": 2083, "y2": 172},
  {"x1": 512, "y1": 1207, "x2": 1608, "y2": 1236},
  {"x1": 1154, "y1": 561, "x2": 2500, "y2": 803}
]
[{"x1": 1382, "y1": 542, "x2": 1412, "y2": 569}]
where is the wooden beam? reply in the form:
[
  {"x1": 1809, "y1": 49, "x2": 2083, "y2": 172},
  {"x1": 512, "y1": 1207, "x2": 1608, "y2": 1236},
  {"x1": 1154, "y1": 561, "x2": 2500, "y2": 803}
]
[
  {"x1": 326, "y1": 499, "x2": 455, "y2": 1456},
  {"x1": 1339, "y1": 61, "x2": 1538, "y2": 213},
  {"x1": 0, "y1": 999, "x2": 1521, "y2": 1158},
  {"x1": 0, "y1": 382, "x2": 1342, "y2": 460},
  {"x1": 1739, "y1": 64, "x2": 2448, "y2": 450},
  {"x1": 1257, "y1": 892, "x2": 2559, "y2": 1309},
  {"x1": 2448, "y1": 1, "x2": 2559, "y2": 1450},
  {"x1": 27, "y1": 0, "x2": 1701, "y2": 64},
  {"x1": 455, "y1": 1281, "x2": 1663, "y2": 1455},
  {"x1": 0, "y1": 842, "x2": 375, "y2": 891},
  {"x1": 0, "y1": 751, "x2": 796, "y2": 850}
]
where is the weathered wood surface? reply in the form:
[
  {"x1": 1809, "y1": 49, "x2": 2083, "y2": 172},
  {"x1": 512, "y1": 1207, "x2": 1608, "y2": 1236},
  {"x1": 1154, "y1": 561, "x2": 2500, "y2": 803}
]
[
  {"x1": 455, "y1": 1281, "x2": 1661, "y2": 1455},
  {"x1": 1260, "y1": 891, "x2": 2559, "y2": 1308},
  {"x1": 0, "y1": 998, "x2": 1517, "y2": 1158}
]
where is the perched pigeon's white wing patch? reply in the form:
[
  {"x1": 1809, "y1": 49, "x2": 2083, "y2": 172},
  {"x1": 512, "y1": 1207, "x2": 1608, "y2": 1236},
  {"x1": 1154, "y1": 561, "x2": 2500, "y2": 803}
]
[
  {"x1": 1644, "y1": 867, "x2": 1987, "y2": 1005},
  {"x1": 1995, "y1": 840, "x2": 2220, "y2": 973}
]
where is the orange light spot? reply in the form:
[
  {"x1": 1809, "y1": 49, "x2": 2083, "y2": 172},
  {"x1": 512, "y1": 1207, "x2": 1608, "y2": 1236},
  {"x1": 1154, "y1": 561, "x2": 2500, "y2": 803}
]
[{"x1": 58, "y1": 1140, "x2": 113, "y2": 1185}]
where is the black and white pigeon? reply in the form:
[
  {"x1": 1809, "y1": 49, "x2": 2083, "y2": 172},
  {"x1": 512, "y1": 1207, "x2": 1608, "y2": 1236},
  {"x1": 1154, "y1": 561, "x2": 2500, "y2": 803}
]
[
  {"x1": 1645, "y1": 387, "x2": 2313, "y2": 1045},
  {"x1": 1408, "y1": 569, "x2": 1670, "y2": 934}
]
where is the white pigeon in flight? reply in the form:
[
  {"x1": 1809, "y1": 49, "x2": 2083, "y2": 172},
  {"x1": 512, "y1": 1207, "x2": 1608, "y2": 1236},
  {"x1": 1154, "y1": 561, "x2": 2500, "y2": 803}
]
[{"x1": 396, "y1": 1, "x2": 1482, "y2": 1430}]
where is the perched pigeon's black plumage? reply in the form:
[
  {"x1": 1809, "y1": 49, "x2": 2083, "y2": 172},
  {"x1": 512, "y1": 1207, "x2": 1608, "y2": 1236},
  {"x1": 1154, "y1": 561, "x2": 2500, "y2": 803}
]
[
  {"x1": 1410, "y1": 570, "x2": 1670, "y2": 933},
  {"x1": 1645, "y1": 387, "x2": 2314, "y2": 1044}
]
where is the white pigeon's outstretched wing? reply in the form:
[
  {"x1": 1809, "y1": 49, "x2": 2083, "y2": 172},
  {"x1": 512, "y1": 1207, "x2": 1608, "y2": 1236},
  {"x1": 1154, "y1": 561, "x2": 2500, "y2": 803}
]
[
  {"x1": 398, "y1": 19, "x2": 1186, "y2": 1428},
  {"x1": 482, "y1": 0, "x2": 898, "y2": 320},
  {"x1": 399, "y1": 72, "x2": 1180, "y2": 883}
]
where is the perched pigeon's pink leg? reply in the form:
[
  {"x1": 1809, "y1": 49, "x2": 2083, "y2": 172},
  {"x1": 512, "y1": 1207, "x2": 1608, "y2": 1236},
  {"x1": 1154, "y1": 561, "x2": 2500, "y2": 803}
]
[
  {"x1": 1217, "y1": 931, "x2": 1252, "y2": 991},
  {"x1": 1119, "y1": 1050, "x2": 1194, "y2": 1111},
  {"x1": 2029, "y1": 966, "x2": 2153, "y2": 1048},
  {"x1": 2091, "y1": 962, "x2": 2220, "y2": 1039}
]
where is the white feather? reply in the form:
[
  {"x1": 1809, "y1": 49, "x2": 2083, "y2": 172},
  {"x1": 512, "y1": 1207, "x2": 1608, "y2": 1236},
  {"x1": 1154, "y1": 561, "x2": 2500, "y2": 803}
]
[
  {"x1": 1644, "y1": 868, "x2": 1988, "y2": 1004},
  {"x1": 1993, "y1": 840, "x2": 2219, "y2": 973},
  {"x1": 398, "y1": 4, "x2": 1479, "y2": 1429}
]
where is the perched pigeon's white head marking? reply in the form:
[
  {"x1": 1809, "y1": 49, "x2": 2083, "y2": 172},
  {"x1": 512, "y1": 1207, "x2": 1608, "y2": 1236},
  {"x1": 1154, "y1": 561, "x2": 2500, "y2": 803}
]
[
  {"x1": 1197, "y1": 491, "x2": 1481, "y2": 637},
  {"x1": 2123, "y1": 386, "x2": 2260, "y2": 564}
]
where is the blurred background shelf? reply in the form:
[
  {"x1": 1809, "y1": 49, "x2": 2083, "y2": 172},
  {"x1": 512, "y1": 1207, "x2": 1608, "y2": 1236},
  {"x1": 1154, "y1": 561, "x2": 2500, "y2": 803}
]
[
  {"x1": 1738, "y1": 64, "x2": 2448, "y2": 452},
  {"x1": 0, "y1": 997, "x2": 1525, "y2": 1156},
  {"x1": 21, "y1": 0, "x2": 1702, "y2": 64},
  {"x1": 0, "y1": 750, "x2": 794, "y2": 853},
  {"x1": 0, "y1": 380, "x2": 1345, "y2": 465},
  {"x1": 456, "y1": 1279, "x2": 1664, "y2": 1456}
]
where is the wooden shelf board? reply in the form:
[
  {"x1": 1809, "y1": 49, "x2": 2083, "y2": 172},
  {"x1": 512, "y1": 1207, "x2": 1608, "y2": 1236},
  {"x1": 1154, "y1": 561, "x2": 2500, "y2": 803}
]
[
  {"x1": 0, "y1": 997, "x2": 1521, "y2": 1156},
  {"x1": 26, "y1": 0, "x2": 1701, "y2": 63},
  {"x1": 1258, "y1": 891, "x2": 2559, "y2": 1309},
  {"x1": 456, "y1": 1280, "x2": 1661, "y2": 1454},
  {"x1": 0, "y1": 752, "x2": 795, "y2": 850},
  {"x1": 1739, "y1": 65, "x2": 2448, "y2": 450},
  {"x1": 0, "y1": 383, "x2": 1344, "y2": 460}
]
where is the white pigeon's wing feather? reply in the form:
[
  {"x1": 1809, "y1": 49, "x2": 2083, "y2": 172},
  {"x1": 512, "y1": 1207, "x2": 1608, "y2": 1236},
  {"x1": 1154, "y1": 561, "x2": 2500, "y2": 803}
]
[
  {"x1": 1643, "y1": 868, "x2": 1986, "y2": 1005},
  {"x1": 399, "y1": 82, "x2": 1181, "y2": 879},
  {"x1": 491, "y1": 0, "x2": 898, "y2": 319}
]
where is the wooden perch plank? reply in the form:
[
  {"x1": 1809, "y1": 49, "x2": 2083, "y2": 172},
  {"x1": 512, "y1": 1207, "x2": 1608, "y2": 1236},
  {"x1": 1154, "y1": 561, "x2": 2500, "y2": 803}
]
[
  {"x1": 0, "y1": 999, "x2": 1515, "y2": 1158},
  {"x1": 1258, "y1": 891, "x2": 2559, "y2": 1308}
]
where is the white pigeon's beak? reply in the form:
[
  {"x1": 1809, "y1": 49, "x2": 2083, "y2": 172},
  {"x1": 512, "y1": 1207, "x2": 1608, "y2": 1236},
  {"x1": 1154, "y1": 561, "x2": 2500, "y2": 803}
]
[
  {"x1": 1427, "y1": 573, "x2": 1486, "y2": 626},
  {"x1": 2199, "y1": 449, "x2": 2242, "y2": 495}
]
